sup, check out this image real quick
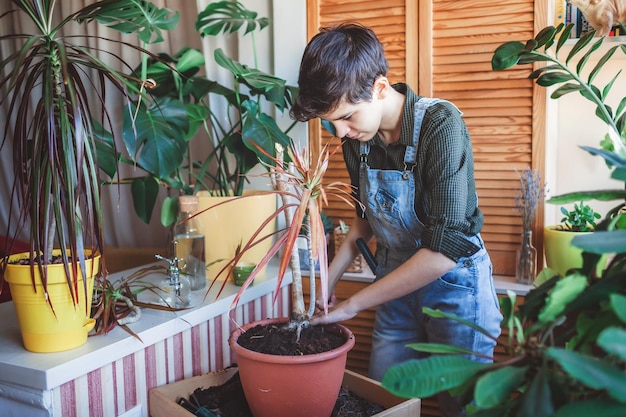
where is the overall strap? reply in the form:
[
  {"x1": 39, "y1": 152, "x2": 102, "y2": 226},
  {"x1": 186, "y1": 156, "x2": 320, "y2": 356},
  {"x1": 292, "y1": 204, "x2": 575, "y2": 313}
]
[{"x1": 406, "y1": 97, "x2": 443, "y2": 169}]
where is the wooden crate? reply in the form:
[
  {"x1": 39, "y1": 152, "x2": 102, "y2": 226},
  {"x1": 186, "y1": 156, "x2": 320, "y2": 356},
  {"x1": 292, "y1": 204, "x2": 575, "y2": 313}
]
[{"x1": 149, "y1": 367, "x2": 420, "y2": 417}]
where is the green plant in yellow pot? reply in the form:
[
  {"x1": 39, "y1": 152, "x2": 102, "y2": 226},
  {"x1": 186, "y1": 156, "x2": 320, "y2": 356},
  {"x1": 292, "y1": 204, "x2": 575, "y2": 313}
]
[
  {"x1": 0, "y1": 0, "x2": 179, "y2": 352},
  {"x1": 544, "y1": 201, "x2": 602, "y2": 276}
]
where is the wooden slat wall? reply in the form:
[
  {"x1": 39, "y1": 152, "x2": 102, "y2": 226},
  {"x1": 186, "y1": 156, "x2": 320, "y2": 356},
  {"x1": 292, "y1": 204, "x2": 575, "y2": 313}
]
[
  {"x1": 424, "y1": 0, "x2": 547, "y2": 275},
  {"x1": 307, "y1": 0, "x2": 547, "y2": 276}
]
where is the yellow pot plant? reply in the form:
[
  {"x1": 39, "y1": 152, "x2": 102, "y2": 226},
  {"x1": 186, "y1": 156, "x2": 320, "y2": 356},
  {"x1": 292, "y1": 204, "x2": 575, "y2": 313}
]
[{"x1": 0, "y1": 0, "x2": 179, "y2": 352}]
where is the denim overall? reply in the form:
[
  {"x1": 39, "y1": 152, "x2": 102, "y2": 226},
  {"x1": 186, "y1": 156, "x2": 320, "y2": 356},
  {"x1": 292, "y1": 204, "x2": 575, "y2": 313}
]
[{"x1": 360, "y1": 98, "x2": 502, "y2": 415}]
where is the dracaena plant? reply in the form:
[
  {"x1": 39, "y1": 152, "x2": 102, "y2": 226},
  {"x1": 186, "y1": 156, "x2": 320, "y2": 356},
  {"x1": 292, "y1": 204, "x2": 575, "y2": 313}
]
[
  {"x1": 98, "y1": 0, "x2": 297, "y2": 227},
  {"x1": 380, "y1": 24, "x2": 626, "y2": 417},
  {"x1": 204, "y1": 140, "x2": 358, "y2": 326},
  {"x1": 0, "y1": 0, "x2": 178, "y2": 308}
]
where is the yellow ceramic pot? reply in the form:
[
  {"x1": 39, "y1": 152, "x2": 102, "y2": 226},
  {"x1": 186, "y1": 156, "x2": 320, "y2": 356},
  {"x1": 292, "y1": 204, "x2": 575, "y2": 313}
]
[{"x1": 4, "y1": 250, "x2": 99, "y2": 353}]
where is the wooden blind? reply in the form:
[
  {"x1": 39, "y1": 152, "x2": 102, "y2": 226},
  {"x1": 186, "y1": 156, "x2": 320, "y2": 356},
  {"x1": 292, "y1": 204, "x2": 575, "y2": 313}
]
[
  {"x1": 423, "y1": 0, "x2": 547, "y2": 275},
  {"x1": 306, "y1": 0, "x2": 417, "y2": 225},
  {"x1": 306, "y1": 0, "x2": 547, "y2": 276}
]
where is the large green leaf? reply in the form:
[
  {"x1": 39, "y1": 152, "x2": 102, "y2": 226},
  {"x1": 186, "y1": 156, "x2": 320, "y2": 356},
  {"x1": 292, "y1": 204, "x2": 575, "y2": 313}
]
[
  {"x1": 122, "y1": 97, "x2": 188, "y2": 178},
  {"x1": 474, "y1": 366, "x2": 528, "y2": 409},
  {"x1": 571, "y1": 230, "x2": 626, "y2": 254},
  {"x1": 77, "y1": 0, "x2": 180, "y2": 44},
  {"x1": 131, "y1": 177, "x2": 159, "y2": 224},
  {"x1": 597, "y1": 327, "x2": 626, "y2": 360},
  {"x1": 195, "y1": 0, "x2": 269, "y2": 37},
  {"x1": 382, "y1": 356, "x2": 490, "y2": 399},
  {"x1": 241, "y1": 101, "x2": 292, "y2": 167},
  {"x1": 610, "y1": 294, "x2": 626, "y2": 322},
  {"x1": 405, "y1": 342, "x2": 483, "y2": 356},
  {"x1": 516, "y1": 371, "x2": 554, "y2": 417},
  {"x1": 546, "y1": 348, "x2": 626, "y2": 401},
  {"x1": 538, "y1": 273, "x2": 588, "y2": 324},
  {"x1": 491, "y1": 41, "x2": 525, "y2": 70},
  {"x1": 553, "y1": 399, "x2": 626, "y2": 417},
  {"x1": 214, "y1": 49, "x2": 293, "y2": 110},
  {"x1": 92, "y1": 120, "x2": 119, "y2": 179},
  {"x1": 547, "y1": 189, "x2": 626, "y2": 204}
]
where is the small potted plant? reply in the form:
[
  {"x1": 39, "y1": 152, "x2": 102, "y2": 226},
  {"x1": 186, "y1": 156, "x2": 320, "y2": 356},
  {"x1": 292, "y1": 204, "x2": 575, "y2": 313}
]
[{"x1": 544, "y1": 201, "x2": 602, "y2": 276}]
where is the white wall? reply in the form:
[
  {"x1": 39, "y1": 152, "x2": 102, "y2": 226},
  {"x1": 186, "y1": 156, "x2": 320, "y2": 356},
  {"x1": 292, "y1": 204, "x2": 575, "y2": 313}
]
[{"x1": 545, "y1": 43, "x2": 625, "y2": 226}]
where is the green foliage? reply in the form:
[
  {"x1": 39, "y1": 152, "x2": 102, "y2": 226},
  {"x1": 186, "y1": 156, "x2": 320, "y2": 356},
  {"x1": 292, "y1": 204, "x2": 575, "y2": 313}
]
[
  {"x1": 99, "y1": 0, "x2": 298, "y2": 226},
  {"x1": 558, "y1": 201, "x2": 602, "y2": 231},
  {"x1": 382, "y1": 25, "x2": 626, "y2": 416},
  {"x1": 0, "y1": 0, "x2": 172, "y2": 306}
]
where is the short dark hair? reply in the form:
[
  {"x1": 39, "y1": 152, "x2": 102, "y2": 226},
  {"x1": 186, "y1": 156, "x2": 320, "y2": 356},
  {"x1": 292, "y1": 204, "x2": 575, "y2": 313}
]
[{"x1": 290, "y1": 22, "x2": 389, "y2": 122}]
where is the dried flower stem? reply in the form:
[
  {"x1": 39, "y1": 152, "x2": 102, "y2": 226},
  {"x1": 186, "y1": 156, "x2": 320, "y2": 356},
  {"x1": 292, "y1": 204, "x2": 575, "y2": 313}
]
[{"x1": 514, "y1": 168, "x2": 546, "y2": 232}]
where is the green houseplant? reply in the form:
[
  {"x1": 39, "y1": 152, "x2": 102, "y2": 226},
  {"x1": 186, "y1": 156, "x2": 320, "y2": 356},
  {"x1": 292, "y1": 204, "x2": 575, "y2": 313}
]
[
  {"x1": 380, "y1": 24, "x2": 626, "y2": 417},
  {"x1": 101, "y1": 1, "x2": 296, "y2": 228},
  {"x1": 0, "y1": 0, "x2": 179, "y2": 351},
  {"x1": 544, "y1": 201, "x2": 603, "y2": 276}
]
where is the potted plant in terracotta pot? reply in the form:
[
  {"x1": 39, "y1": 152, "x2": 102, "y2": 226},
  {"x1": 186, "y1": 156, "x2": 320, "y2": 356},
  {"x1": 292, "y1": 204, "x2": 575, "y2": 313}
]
[
  {"x1": 197, "y1": 140, "x2": 359, "y2": 417},
  {"x1": 0, "y1": 0, "x2": 179, "y2": 352},
  {"x1": 380, "y1": 24, "x2": 626, "y2": 416},
  {"x1": 544, "y1": 200, "x2": 602, "y2": 276}
]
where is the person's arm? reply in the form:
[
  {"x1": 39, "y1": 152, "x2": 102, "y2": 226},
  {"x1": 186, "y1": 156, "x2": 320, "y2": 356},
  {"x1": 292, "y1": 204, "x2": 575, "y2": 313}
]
[{"x1": 310, "y1": 247, "x2": 455, "y2": 325}]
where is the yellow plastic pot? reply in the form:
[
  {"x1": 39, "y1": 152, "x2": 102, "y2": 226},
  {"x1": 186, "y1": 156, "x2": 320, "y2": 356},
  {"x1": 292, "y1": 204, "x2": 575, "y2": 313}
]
[
  {"x1": 4, "y1": 251, "x2": 100, "y2": 353},
  {"x1": 543, "y1": 227, "x2": 605, "y2": 276},
  {"x1": 196, "y1": 191, "x2": 277, "y2": 280}
]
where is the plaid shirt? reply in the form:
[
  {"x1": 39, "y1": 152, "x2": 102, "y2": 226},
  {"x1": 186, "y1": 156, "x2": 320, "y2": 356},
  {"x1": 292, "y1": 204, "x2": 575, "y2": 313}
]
[{"x1": 341, "y1": 83, "x2": 483, "y2": 261}]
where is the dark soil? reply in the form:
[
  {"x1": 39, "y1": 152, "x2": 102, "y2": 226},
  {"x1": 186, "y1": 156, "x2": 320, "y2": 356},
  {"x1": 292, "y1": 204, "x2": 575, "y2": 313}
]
[
  {"x1": 236, "y1": 321, "x2": 347, "y2": 355},
  {"x1": 178, "y1": 367, "x2": 385, "y2": 417}
]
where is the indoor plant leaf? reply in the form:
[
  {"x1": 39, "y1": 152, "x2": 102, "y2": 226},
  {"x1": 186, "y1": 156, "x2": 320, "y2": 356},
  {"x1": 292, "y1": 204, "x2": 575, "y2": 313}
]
[
  {"x1": 610, "y1": 293, "x2": 626, "y2": 322},
  {"x1": 195, "y1": 0, "x2": 269, "y2": 36},
  {"x1": 546, "y1": 348, "x2": 626, "y2": 401},
  {"x1": 516, "y1": 371, "x2": 554, "y2": 417},
  {"x1": 538, "y1": 273, "x2": 587, "y2": 324},
  {"x1": 381, "y1": 355, "x2": 490, "y2": 399},
  {"x1": 491, "y1": 41, "x2": 525, "y2": 70},
  {"x1": 571, "y1": 230, "x2": 626, "y2": 254},
  {"x1": 553, "y1": 399, "x2": 626, "y2": 417},
  {"x1": 597, "y1": 327, "x2": 626, "y2": 360},
  {"x1": 122, "y1": 97, "x2": 188, "y2": 178},
  {"x1": 78, "y1": 0, "x2": 181, "y2": 44},
  {"x1": 131, "y1": 177, "x2": 160, "y2": 224},
  {"x1": 474, "y1": 366, "x2": 528, "y2": 409}
]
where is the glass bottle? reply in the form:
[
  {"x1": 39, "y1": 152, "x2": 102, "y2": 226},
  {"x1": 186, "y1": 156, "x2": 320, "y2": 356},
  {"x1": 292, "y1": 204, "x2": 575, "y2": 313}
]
[
  {"x1": 516, "y1": 230, "x2": 537, "y2": 285},
  {"x1": 174, "y1": 195, "x2": 207, "y2": 291}
]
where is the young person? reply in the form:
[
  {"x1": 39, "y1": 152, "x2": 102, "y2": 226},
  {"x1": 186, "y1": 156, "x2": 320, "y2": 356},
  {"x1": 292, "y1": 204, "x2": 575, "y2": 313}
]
[{"x1": 290, "y1": 23, "x2": 503, "y2": 417}]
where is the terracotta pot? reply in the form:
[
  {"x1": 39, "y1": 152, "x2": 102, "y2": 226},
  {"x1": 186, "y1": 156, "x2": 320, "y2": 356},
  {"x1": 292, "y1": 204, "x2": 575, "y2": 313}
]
[{"x1": 229, "y1": 317, "x2": 355, "y2": 417}]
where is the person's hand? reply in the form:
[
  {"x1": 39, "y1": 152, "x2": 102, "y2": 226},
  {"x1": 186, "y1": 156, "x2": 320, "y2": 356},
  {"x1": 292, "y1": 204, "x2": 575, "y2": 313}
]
[
  {"x1": 315, "y1": 293, "x2": 337, "y2": 312},
  {"x1": 309, "y1": 299, "x2": 358, "y2": 326}
]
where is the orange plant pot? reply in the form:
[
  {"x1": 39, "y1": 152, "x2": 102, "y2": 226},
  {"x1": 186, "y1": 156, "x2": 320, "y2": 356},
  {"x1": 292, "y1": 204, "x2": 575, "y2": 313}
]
[{"x1": 229, "y1": 317, "x2": 355, "y2": 417}]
